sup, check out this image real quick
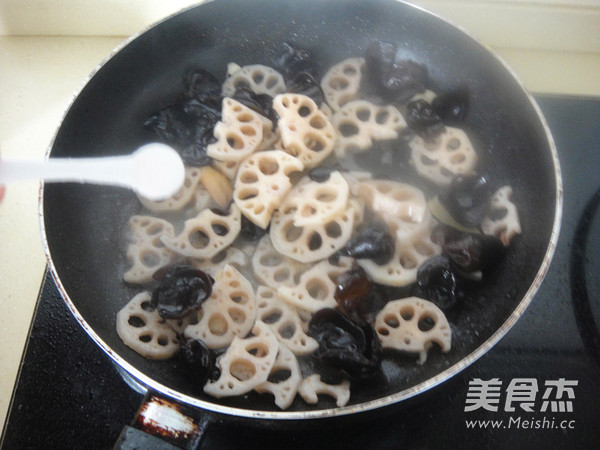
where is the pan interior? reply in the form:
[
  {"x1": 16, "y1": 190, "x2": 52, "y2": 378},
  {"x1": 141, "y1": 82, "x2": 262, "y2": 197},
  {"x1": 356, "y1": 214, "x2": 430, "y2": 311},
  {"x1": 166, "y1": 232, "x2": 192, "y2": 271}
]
[{"x1": 42, "y1": 0, "x2": 558, "y2": 416}]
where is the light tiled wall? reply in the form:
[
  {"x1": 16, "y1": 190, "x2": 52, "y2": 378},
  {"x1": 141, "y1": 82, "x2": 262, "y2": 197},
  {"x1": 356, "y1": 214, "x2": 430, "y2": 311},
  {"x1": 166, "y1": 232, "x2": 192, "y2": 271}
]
[
  {"x1": 415, "y1": 0, "x2": 600, "y2": 96},
  {"x1": 0, "y1": 0, "x2": 202, "y2": 35},
  {"x1": 1, "y1": 0, "x2": 598, "y2": 96},
  {"x1": 0, "y1": 0, "x2": 598, "y2": 50},
  {"x1": 417, "y1": 0, "x2": 600, "y2": 53}
]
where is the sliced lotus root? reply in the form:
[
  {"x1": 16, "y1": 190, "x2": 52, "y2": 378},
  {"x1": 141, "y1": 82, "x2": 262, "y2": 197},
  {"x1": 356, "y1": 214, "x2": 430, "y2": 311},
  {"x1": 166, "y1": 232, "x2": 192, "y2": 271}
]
[
  {"x1": 320, "y1": 57, "x2": 364, "y2": 112},
  {"x1": 138, "y1": 167, "x2": 210, "y2": 213},
  {"x1": 277, "y1": 257, "x2": 353, "y2": 313},
  {"x1": 270, "y1": 201, "x2": 356, "y2": 263},
  {"x1": 256, "y1": 286, "x2": 318, "y2": 355},
  {"x1": 278, "y1": 172, "x2": 349, "y2": 227},
  {"x1": 259, "y1": 126, "x2": 281, "y2": 151},
  {"x1": 410, "y1": 126, "x2": 478, "y2": 187},
  {"x1": 207, "y1": 98, "x2": 268, "y2": 162},
  {"x1": 184, "y1": 264, "x2": 256, "y2": 349},
  {"x1": 333, "y1": 100, "x2": 406, "y2": 158},
  {"x1": 272, "y1": 93, "x2": 337, "y2": 169},
  {"x1": 190, "y1": 246, "x2": 248, "y2": 277},
  {"x1": 254, "y1": 341, "x2": 302, "y2": 409},
  {"x1": 252, "y1": 235, "x2": 309, "y2": 289},
  {"x1": 204, "y1": 321, "x2": 279, "y2": 398},
  {"x1": 358, "y1": 225, "x2": 441, "y2": 287},
  {"x1": 213, "y1": 128, "x2": 283, "y2": 181},
  {"x1": 222, "y1": 64, "x2": 286, "y2": 97},
  {"x1": 481, "y1": 186, "x2": 521, "y2": 246},
  {"x1": 212, "y1": 116, "x2": 277, "y2": 182},
  {"x1": 358, "y1": 179, "x2": 427, "y2": 224},
  {"x1": 161, "y1": 204, "x2": 241, "y2": 259},
  {"x1": 165, "y1": 315, "x2": 198, "y2": 336},
  {"x1": 234, "y1": 150, "x2": 304, "y2": 228},
  {"x1": 374, "y1": 296, "x2": 452, "y2": 364},
  {"x1": 348, "y1": 197, "x2": 366, "y2": 226},
  {"x1": 358, "y1": 179, "x2": 430, "y2": 244},
  {"x1": 386, "y1": 209, "x2": 437, "y2": 247},
  {"x1": 212, "y1": 159, "x2": 241, "y2": 181},
  {"x1": 116, "y1": 292, "x2": 180, "y2": 360},
  {"x1": 341, "y1": 170, "x2": 373, "y2": 196},
  {"x1": 124, "y1": 216, "x2": 176, "y2": 284},
  {"x1": 298, "y1": 374, "x2": 351, "y2": 407},
  {"x1": 320, "y1": 102, "x2": 333, "y2": 121}
]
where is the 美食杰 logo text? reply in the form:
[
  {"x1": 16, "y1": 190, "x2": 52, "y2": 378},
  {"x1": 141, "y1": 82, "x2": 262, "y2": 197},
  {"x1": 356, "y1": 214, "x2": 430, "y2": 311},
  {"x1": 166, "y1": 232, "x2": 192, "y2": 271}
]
[{"x1": 463, "y1": 378, "x2": 577, "y2": 430}]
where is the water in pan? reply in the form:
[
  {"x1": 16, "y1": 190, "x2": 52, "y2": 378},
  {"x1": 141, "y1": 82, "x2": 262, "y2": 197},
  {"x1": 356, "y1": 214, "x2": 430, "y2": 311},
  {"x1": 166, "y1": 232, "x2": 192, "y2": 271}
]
[{"x1": 41, "y1": 0, "x2": 557, "y2": 415}]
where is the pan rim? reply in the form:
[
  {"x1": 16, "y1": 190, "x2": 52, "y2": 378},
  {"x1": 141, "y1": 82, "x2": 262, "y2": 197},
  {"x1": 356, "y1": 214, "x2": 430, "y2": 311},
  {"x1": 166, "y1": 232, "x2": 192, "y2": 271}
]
[{"x1": 38, "y1": 0, "x2": 563, "y2": 420}]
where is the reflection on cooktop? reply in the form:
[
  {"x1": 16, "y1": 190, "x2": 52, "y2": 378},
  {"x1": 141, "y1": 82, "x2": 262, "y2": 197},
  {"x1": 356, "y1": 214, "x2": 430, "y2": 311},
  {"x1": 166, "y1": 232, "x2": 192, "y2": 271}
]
[
  {"x1": 2, "y1": 95, "x2": 600, "y2": 450},
  {"x1": 571, "y1": 187, "x2": 600, "y2": 365}
]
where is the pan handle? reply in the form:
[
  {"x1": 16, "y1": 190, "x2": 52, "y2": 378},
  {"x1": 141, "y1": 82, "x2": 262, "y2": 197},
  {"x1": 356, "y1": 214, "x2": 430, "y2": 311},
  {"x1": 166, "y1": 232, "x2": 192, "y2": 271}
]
[{"x1": 114, "y1": 391, "x2": 213, "y2": 449}]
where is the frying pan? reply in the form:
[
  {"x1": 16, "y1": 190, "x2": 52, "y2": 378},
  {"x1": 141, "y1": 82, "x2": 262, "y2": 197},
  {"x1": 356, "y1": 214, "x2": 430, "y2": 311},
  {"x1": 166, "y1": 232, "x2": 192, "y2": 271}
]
[{"x1": 40, "y1": 0, "x2": 561, "y2": 421}]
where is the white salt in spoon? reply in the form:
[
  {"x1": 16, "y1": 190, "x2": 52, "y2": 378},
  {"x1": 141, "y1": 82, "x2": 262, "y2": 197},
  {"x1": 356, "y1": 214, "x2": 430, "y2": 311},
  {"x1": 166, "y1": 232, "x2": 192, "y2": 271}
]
[{"x1": 0, "y1": 143, "x2": 185, "y2": 201}]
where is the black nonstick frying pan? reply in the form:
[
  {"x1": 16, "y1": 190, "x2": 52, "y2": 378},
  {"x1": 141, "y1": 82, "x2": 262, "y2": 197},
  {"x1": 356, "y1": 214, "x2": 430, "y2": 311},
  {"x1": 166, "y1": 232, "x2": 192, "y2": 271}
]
[{"x1": 41, "y1": 0, "x2": 561, "y2": 420}]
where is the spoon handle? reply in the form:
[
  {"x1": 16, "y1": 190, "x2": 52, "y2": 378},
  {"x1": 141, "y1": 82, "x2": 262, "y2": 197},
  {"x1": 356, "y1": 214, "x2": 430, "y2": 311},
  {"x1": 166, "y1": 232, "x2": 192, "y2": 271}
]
[
  {"x1": 0, "y1": 155, "x2": 136, "y2": 188},
  {"x1": 0, "y1": 144, "x2": 184, "y2": 201}
]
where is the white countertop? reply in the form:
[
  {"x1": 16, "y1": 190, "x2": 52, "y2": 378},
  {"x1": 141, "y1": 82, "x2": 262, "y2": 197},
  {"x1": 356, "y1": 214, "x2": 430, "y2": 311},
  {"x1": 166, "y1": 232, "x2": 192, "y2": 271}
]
[{"x1": 1, "y1": 0, "x2": 599, "y2": 430}]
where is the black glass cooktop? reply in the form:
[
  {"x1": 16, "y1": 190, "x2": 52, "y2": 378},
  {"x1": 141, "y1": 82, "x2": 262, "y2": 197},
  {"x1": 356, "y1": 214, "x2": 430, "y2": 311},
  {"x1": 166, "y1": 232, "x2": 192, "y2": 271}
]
[{"x1": 2, "y1": 95, "x2": 600, "y2": 449}]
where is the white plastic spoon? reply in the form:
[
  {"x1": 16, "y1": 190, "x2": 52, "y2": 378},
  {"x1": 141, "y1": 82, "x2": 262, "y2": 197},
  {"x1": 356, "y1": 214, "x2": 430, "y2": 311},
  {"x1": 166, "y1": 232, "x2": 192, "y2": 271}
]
[{"x1": 0, "y1": 143, "x2": 185, "y2": 201}]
